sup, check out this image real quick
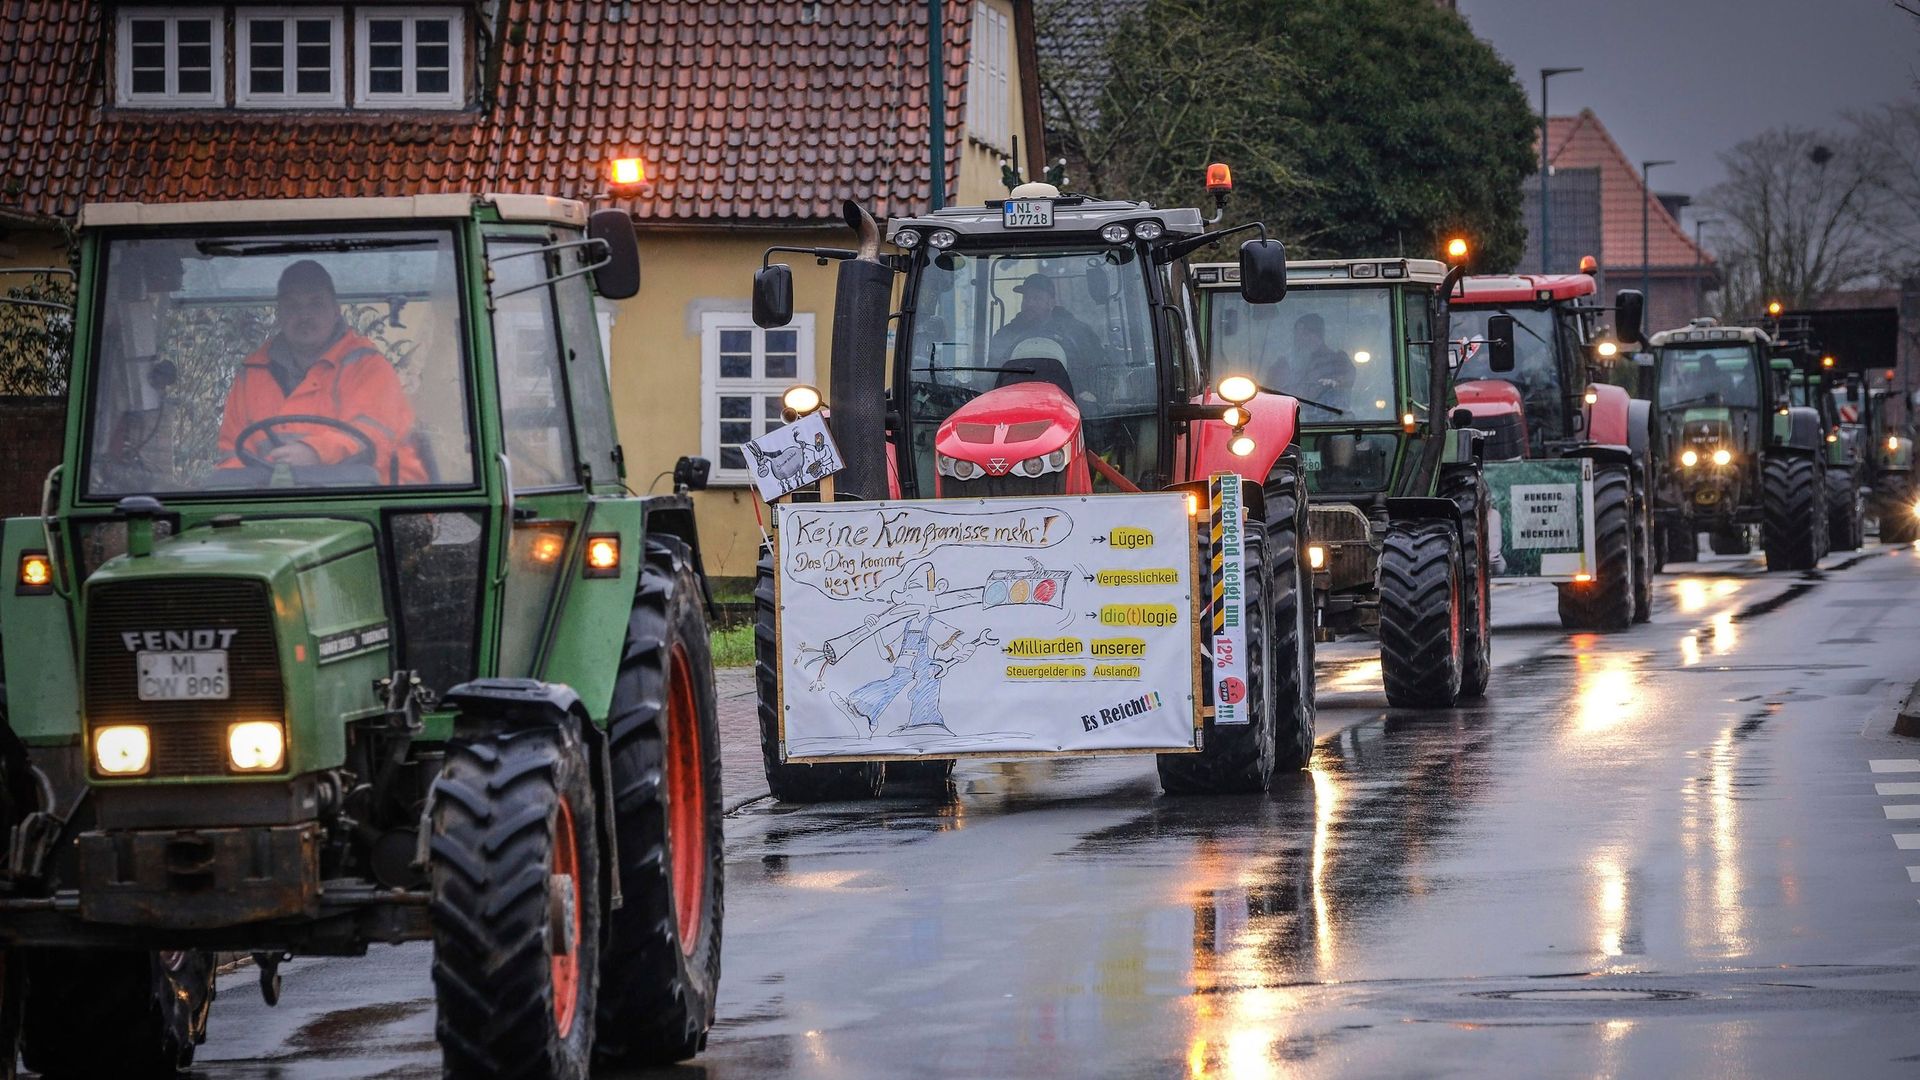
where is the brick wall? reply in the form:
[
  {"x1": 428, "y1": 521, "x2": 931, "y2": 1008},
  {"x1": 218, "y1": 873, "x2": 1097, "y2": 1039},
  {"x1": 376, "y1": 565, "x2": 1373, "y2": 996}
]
[{"x1": 0, "y1": 397, "x2": 66, "y2": 518}]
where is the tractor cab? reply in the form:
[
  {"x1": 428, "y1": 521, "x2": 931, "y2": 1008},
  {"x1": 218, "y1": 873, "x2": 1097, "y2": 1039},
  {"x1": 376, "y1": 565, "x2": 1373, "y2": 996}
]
[
  {"x1": 1652, "y1": 321, "x2": 1772, "y2": 473},
  {"x1": 884, "y1": 187, "x2": 1290, "y2": 500}
]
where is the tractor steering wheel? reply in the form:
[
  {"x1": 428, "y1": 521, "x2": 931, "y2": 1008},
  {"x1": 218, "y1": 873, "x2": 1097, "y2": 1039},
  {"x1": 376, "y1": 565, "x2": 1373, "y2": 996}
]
[{"x1": 233, "y1": 415, "x2": 378, "y2": 470}]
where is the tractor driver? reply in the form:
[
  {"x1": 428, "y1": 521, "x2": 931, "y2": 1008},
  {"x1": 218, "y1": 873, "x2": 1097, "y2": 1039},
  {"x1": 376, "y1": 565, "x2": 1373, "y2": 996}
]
[
  {"x1": 1285, "y1": 313, "x2": 1354, "y2": 415},
  {"x1": 217, "y1": 260, "x2": 426, "y2": 484},
  {"x1": 990, "y1": 273, "x2": 1103, "y2": 400}
]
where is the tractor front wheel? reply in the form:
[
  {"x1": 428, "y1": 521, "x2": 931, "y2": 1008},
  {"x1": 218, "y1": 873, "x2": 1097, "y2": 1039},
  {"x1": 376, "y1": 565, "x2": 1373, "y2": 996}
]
[
  {"x1": 1379, "y1": 520, "x2": 1465, "y2": 707},
  {"x1": 1558, "y1": 465, "x2": 1635, "y2": 632},
  {"x1": 1663, "y1": 523, "x2": 1700, "y2": 564},
  {"x1": 1265, "y1": 462, "x2": 1316, "y2": 773},
  {"x1": 1441, "y1": 469, "x2": 1492, "y2": 698},
  {"x1": 1762, "y1": 455, "x2": 1824, "y2": 571},
  {"x1": 594, "y1": 539, "x2": 724, "y2": 1066},
  {"x1": 20, "y1": 949, "x2": 214, "y2": 1079},
  {"x1": 1708, "y1": 527, "x2": 1751, "y2": 556},
  {"x1": 429, "y1": 722, "x2": 602, "y2": 1080},
  {"x1": 754, "y1": 549, "x2": 884, "y2": 802}
]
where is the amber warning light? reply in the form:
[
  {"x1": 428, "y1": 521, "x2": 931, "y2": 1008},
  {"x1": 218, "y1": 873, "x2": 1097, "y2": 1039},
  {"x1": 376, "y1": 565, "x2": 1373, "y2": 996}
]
[
  {"x1": 1205, "y1": 163, "x2": 1233, "y2": 194},
  {"x1": 611, "y1": 157, "x2": 647, "y2": 186}
]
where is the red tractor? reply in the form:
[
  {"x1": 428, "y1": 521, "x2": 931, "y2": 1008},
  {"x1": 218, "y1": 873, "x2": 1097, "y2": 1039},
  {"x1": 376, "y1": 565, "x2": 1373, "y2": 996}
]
[
  {"x1": 747, "y1": 179, "x2": 1317, "y2": 800},
  {"x1": 1450, "y1": 273, "x2": 1653, "y2": 631}
]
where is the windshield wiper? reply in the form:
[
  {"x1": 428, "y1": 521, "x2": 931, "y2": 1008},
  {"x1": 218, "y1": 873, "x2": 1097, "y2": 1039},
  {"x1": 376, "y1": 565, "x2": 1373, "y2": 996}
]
[
  {"x1": 1257, "y1": 382, "x2": 1347, "y2": 416},
  {"x1": 1661, "y1": 392, "x2": 1727, "y2": 411},
  {"x1": 194, "y1": 238, "x2": 436, "y2": 257}
]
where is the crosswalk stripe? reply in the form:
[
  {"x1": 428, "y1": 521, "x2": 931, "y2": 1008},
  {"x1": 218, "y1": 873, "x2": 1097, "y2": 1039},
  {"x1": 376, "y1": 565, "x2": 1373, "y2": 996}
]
[
  {"x1": 1871, "y1": 759, "x2": 1920, "y2": 773},
  {"x1": 1907, "y1": 866, "x2": 1920, "y2": 883},
  {"x1": 1894, "y1": 834, "x2": 1920, "y2": 849},
  {"x1": 1886, "y1": 805, "x2": 1920, "y2": 820},
  {"x1": 1877, "y1": 782, "x2": 1920, "y2": 796}
]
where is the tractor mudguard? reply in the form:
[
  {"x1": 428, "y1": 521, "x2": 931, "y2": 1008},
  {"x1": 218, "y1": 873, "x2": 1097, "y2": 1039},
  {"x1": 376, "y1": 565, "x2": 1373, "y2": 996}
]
[
  {"x1": 1441, "y1": 427, "x2": 1485, "y2": 466},
  {"x1": 0, "y1": 518, "x2": 80, "y2": 745},
  {"x1": 639, "y1": 492, "x2": 713, "y2": 613},
  {"x1": 1188, "y1": 391, "x2": 1298, "y2": 485},
  {"x1": 1386, "y1": 497, "x2": 1460, "y2": 523},
  {"x1": 1777, "y1": 406, "x2": 1823, "y2": 453},
  {"x1": 1585, "y1": 385, "x2": 1633, "y2": 446},
  {"x1": 1625, "y1": 399, "x2": 1652, "y2": 460},
  {"x1": 1564, "y1": 443, "x2": 1634, "y2": 467}
]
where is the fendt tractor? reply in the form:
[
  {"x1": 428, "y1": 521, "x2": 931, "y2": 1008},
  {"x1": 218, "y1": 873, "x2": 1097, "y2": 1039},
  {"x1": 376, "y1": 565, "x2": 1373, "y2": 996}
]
[
  {"x1": 1448, "y1": 272, "x2": 1655, "y2": 630},
  {"x1": 0, "y1": 194, "x2": 724, "y2": 1078},
  {"x1": 1649, "y1": 318, "x2": 1830, "y2": 571},
  {"x1": 1847, "y1": 381, "x2": 1920, "y2": 542},
  {"x1": 1197, "y1": 257, "x2": 1498, "y2": 707},
  {"x1": 1786, "y1": 365, "x2": 1865, "y2": 552},
  {"x1": 749, "y1": 171, "x2": 1317, "y2": 800}
]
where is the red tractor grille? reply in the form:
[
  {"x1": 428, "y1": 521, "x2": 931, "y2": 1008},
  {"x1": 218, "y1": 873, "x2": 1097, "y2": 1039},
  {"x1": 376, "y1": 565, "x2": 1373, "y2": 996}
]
[{"x1": 84, "y1": 578, "x2": 284, "y2": 778}]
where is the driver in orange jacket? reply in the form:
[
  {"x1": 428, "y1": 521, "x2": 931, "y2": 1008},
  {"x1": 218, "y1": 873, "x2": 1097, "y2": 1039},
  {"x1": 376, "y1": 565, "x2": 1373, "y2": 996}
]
[{"x1": 217, "y1": 259, "x2": 426, "y2": 484}]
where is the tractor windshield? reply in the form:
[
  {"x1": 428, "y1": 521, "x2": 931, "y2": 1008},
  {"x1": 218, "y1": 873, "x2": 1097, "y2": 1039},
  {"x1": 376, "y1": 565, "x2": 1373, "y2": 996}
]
[
  {"x1": 1657, "y1": 345, "x2": 1761, "y2": 410},
  {"x1": 1451, "y1": 305, "x2": 1565, "y2": 447},
  {"x1": 1208, "y1": 287, "x2": 1396, "y2": 424},
  {"x1": 83, "y1": 228, "x2": 475, "y2": 499},
  {"x1": 905, "y1": 245, "x2": 1161, "y2": 489}
]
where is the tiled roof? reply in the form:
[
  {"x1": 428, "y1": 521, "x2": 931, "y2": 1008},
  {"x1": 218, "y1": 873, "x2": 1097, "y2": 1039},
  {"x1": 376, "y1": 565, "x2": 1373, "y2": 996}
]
[
  {"x1": 0, "y1": 2, "x2": 994, "y2": 226},
  {"x1": 1545, "y1": 110, "x2": 1712, "y2": 271}
]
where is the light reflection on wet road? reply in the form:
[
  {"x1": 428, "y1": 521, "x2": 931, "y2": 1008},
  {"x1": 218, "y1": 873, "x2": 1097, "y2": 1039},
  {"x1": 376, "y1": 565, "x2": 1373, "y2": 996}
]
[{"x1": 157, "y1": 544, "x2": 1920, "y2": 1080}]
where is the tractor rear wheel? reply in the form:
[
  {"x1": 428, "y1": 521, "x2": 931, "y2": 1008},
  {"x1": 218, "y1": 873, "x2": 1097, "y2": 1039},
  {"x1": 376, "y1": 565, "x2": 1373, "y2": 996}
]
[
  {"x1": 1827, "y1": 467, "x2": 1863, "y2": 552},
  {"x1": 1762, "y1": 455, "x2": 1824, "y2": 571},
  {"x1": 754, "y1": 549, "x2": 884, "y2": 802},
  {"x1": 1557, "y1": 465, "x2": 1635, "y2": 632},
  {"x1": 20, "y1": 949, "x2": 214, "y2": 1079},
  {"x1": 594, "y1": 539, "x2": 724, "y2": 1066},
  {"x1": 429, "y1": 723, "x2": 602, "y2": 1080},
  {"x1": 1158, "y1": 484, "x2": 1281, "y2": 793},
  {"x1": 1441, "y1": 469, "x2": 1492, "y2": 698},
  {"x1": 1379, "y1": 520, "x2": 1464, "y2": 707},
  {"x1": 885, "y1": 758, "x2": 956, "y2": 795}
]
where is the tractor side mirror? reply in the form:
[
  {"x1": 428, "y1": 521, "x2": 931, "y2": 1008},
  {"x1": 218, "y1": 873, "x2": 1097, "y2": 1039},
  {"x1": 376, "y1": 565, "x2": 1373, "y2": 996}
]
[
  {"x1": 674, "y1": 455, "x2": 712, "y2": 492},
  {"x1": 753, "y1": 264, "x2": 794, "y2": 329},
  {"x1": 587, "y1": 209, "x2": 641, "y2": 300},
  {"x1": 1239, "y1": 238, "x2": 1287, "y2": 305},
  {"x1": 1486, "y1": 314, "x2": 1516, "y2": 373},
  {"x1": 1614, "y1": 289, "x2": 1644, "y2": 344},
  {"x1": 1085, "y1": 262, "x2": 1111, "y2": 304}
]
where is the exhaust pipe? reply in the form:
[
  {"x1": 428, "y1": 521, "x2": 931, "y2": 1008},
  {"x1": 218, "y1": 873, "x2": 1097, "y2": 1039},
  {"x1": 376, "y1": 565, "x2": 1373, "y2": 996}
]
[{"x1": 828, "y1": 200, "x2": 893, "y2": 501}]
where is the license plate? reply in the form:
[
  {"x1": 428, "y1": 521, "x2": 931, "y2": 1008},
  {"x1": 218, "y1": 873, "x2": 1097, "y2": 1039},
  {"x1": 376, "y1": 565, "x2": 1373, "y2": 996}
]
[
  {"x1": 1003, "y1": 199, "x2": 1053, "y2": 228},
  {"x1": 137, "y1": 651, "x2": 229, "y2": 701}
]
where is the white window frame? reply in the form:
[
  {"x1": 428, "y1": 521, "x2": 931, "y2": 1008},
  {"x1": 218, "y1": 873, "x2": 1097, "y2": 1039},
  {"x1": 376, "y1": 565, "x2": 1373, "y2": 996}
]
[
  {"x1": 236, "y1": 8, "x2": 345, "y2": 108},
  {"x1": 965, "y1": 1, "x2": 1011, "y2": 152},
  {"x1": 115, "y1": 9, "x2": 225, "y2": 108},
  {"x1": 700, "y1": 312, "x2": 816, "y2": 486},
  {"x1": 354, "y1": 8, "x2": 466, "y2": 109}
]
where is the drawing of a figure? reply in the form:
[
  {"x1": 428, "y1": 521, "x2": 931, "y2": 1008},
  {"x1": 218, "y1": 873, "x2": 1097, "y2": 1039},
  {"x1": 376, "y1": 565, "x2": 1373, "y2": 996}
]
[
  {"x1": 800, "y1": 430, "x2": 836, "y2": 481},
  {"x1": 830, "y1": 563, "x2": 997, "y2": 735}
]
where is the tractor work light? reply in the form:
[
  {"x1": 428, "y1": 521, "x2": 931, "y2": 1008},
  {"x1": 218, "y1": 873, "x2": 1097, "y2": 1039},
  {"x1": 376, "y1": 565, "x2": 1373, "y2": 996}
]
[
  {"x1": 1827, "y1": 432, "x2": 1839, "y2": 443},
  {"x1": 17, "y1": 552, "x2": 52, "y2": 595},
  {"x1": 228, "y1": 721, "x2": 286, "y2": 773},
  {"x1": 1681, "y1": 450, "x2": 1699, "y2": 467},
  {"x1": 1308, "y1": 543, "x2": 1327, "y2": 570},
  {"x1": 585, "y1": 535, "x2": 622, "y2": 578},
  {"x1": 782, "y1": 383, "x2": 824, "y2": 418},
  {"x1": 1228, "y1": 434, "x2": 1257, "y2": 457},
  {"x1": 1446, "y1": 237, "x2": 1469, "y2": 261},
  {"x1": 894, "y1": 229, "x2": 922, "y2": 249},
  {"x1": 1100, "y1": 223, "x2": 1132, "y2": 244},
  {"x1": 928, "y1": 230, "x2": 958, "y2": 249},
  {"x1": 1596, "y1": 340, "x2": 1619, "y2": 359},
  {"x1": 1712, "y1": 449, "x2": 1732, "y2": 466},
  {"x1": 1583, "y1": 387, "x2": 1600, "y2": 405},
  {"x1": 1133, "y1": 220, "x2": 1164, "y2": 241},
  {"x1": 1892, "y1": 436, "x2": 1903, "y2": 452},
  {"x1": 1221, "y1": 405, "x2": 1250, "y2": 428},
  {"x1": 94, "y1": 725, "x2": 151, "y2": 776},
  {"x1": 610, "y1": 157, "x2": 647, "y2": 186},
  {"x1": 1217, "y1": 375, "x2": 1258, "y2": 404}
]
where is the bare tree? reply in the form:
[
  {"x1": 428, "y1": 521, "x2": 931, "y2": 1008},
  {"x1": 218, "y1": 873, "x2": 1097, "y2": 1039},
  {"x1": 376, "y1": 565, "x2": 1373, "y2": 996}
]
[
  {"x1": 1702, "y1": 127, "x2": 1885, "y2": 318},
  {"x1": 1851, "y1": 102, "x2": 1920, "y2": 279}
]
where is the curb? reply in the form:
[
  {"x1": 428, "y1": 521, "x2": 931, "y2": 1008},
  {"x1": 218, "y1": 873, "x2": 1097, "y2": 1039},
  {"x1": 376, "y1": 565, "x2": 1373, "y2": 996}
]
[{"x1": 1896, "y1": 681, "x2": 1920, "y2": 738}]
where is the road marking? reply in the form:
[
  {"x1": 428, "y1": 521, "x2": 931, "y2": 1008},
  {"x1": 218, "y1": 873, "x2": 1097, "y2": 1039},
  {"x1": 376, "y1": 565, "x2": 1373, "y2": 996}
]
[
  {"x1": 1877, "y1": 782, "x2": 1920, "y2": 796},
  {"x1": 1907, "y1": 866, "x2": 1920, "y2": 883},
  {"x1": 1886, "y1": 805, "x2": 1920, "y2": 820},
  {"x1": 1871, "y1": 759, "x2": 1920, "y2": 773},
  {"x1": 1893, "y1": 834, "x2": 1920, "y2": 849}
]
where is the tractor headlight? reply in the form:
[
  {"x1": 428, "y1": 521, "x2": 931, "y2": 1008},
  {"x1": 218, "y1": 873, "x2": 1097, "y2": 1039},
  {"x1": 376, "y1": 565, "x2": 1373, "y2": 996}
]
[
  {"x1": 1216, "y1": 375, "x2": 1258, "y2": 404},
  {"x1": 1712, "y1": 448, "x2": 1732, "y2": 466},
  {"x1": 94, "y1": 725, "x2": 151, "y2": 776},
  {"x1": 1681, "y1": 449, "x2": 1699, "y2": 468},
  {"x1": 1020, "y1": 456, "x2": 1046, "y2": 477},
  {"x1": 927, "y1": 229, "x2": 958, "y2": 250},
  {"x1": 1229, "y1": 434, "x2": 1257, "y2": 457},
  {"x1": 1048, "y1": 448, "x2": 1068, "y2": 470},
  {"x1": 1133, "y1": 220, "x2": 1164, "y2": 241},
  {"x1": 1100, "y1": 223, "x2": 1132, "y2": 244},
  {"x1": 781, "y1": 384, "x2": 824, "y2": 417},
  {"x1": 936, "y1": 453, "x2": 979, "y2": 481},
  {"x1": 228, "y1": 721, "x2": 287, "y2": 772},
  {"x1": 894, "y1": 229, "x2": 922, "y2": 249}
]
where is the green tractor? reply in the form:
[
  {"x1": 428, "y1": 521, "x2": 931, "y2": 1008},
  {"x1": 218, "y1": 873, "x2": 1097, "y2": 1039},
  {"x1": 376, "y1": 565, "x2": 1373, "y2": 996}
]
[
  {"x1": 1649, "y1": 319, "x2": 1829, "y2": 570},
  {"x1": 1839, "y1": 379, "x2": 1919, "y2": 543},
  {"x1": 1197, "y1": 258, "x2": 1494, "y2": 708},
  {"x1": 0, "y1": 194, "x2": 723, "y2": 1077},
  {"x1": 1785, "y1": 364, "x2": 1864, "y2": 552}
]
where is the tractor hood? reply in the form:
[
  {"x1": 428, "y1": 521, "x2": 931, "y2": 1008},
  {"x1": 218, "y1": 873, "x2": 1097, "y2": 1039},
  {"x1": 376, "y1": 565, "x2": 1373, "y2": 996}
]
[
  {"x1": 935, "y1": 382, "x2": 1082, "y2": 475},
  {"x1": 88, "y1": 518, "x2": 376, "y2": 587},
  {"x1": 1454, "y1": 379, "x2": 1525, "y2": 419}
]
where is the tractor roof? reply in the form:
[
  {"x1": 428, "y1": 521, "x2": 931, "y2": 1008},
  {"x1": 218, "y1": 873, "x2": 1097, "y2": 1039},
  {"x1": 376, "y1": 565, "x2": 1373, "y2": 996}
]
[
  {"x1": 887, "y1": 198, "x2": 1205, "y2": 245},
  {"x1": 1649, "y1": 323, "x2": 1772, "y2": 347},
  {"x1": 1453, "y1": 273, "x2": 1596, "y2": 305},
  {"x1": 78, "y1": 193, "x2": 587, "y2": 230},
  {"x1": 1190, "y1": 258, "x2": 1449, "y2": 288}
]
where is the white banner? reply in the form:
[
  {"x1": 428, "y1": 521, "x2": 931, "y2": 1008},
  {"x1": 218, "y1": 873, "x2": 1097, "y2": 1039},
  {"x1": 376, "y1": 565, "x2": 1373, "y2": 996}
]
[{"x1": 775, "y1": 493, "x2": 1200, "y2": 760}]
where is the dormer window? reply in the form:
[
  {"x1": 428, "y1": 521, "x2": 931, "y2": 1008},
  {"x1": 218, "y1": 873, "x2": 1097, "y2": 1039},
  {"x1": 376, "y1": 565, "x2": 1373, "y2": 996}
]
[
  {"x1": 356, "y1": 10, "x2": 464, "y2": 108},
  {"x1": 116, "y1": 9, "x2": 224, "y2": 107},
  {"x1": 237, "y1": 9, "x2": 345, "y2": 107}
]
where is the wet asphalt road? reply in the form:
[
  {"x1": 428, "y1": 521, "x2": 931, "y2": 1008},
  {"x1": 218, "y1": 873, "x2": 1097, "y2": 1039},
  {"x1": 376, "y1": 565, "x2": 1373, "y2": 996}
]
[{"x1": 135, "y1": 541, "x2": 1920, "y2": 1079}]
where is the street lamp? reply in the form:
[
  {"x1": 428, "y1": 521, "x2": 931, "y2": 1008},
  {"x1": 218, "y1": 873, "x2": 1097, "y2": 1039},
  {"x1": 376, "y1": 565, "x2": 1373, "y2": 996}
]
[
  {"x1": 1540, "y1": 67, "x2": 1583, "y2": 275},
  {"x1": 1641, "y1": 159, "x2": 1674, "y2": 322}
]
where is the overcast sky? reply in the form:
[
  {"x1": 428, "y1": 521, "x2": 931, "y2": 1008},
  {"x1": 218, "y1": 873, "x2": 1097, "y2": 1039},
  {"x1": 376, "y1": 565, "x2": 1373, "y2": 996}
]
[{"x1": 1456, "y1": 0, "x2": 1920, "y2": 236}]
